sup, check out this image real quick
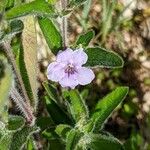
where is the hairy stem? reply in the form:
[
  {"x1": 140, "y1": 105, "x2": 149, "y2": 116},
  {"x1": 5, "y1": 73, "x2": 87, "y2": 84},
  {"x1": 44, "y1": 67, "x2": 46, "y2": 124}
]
[
  {"x1": 60, "y1": 0, "x2": 68, "y2": 48},
  {"x1": 10, "y1": 87, "x2": 35, "y2": 126},
  {"x1": 3, "y1": 41, "x2": 35, "y2": 125}
]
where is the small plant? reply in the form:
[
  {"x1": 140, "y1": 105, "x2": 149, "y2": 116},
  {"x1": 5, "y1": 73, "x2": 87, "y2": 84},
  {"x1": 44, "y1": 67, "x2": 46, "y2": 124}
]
[{"x1": 0, "y1": 0, "x2": 129, "y2": 149}]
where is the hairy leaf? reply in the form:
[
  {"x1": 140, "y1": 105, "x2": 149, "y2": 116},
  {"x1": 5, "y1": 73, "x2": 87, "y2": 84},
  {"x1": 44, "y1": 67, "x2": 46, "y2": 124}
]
[
  {"x1": 21, "y1": 15, "x2": 38, "y2": 110},
  {"x1": 5, "y1": 0, "x2": 54, "y2": 20},
  {"x1": 55, "y1": 124, "x2": 72, "y2": 140},
  {"x1": 66, "y1": 129, "x2": 83, "y2": 150},
  {"x1": 85, "y1": 87, "x2": 129, "y2": 132},
  {"x1": 45, "y1": 95, "x2": 71, "y2": 125},
  {"x1": 85, "y1": 47, "x2": 124, "y2": 68},
  {"x1": 78, "y1": 133, "x2": 123, "y2": 150},
  {"x1": 38, "y1": 17, "x2": 62, "y2": 55},
  {"x1": 7, "y1": 115, "x2": 25, "y2": 131},
  {"x1": 10, "y1": 126, "x2": 39, "y2": 150},
  {"x1": 63, "y1": 89, "x2": 89, "y2": 122},
  {"x1": 70, "y1": 0, "x2": 88, "y2": 7},
  {"x1": 76, "y1": 30, "x2": 94, "y2": 47}
]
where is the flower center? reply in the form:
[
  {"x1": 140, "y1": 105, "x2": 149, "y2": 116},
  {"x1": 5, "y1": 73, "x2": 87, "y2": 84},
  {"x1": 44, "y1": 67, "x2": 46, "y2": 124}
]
[{"x1": 65, "y1": 64, "x2": 76, "y2": 77}]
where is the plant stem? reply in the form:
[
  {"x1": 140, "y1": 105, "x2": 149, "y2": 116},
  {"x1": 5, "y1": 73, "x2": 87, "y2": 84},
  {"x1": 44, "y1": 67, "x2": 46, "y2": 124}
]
[
  {"x1": 60, "y1": 0, "x2": 68, "y2": 48},
  {"x1": 10, "y1": 87, "x2": 35, "y2": 126},
  {"x1": 3, "y1": 41, "x2": 35, "y2": 125}
]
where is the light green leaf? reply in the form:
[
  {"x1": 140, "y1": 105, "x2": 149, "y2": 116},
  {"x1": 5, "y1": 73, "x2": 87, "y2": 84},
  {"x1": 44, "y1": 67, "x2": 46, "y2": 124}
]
[
  {"x1": 76, "y1": 30, "x2": 94, "y2": 47},
  {"x1": 21, "y1": 15, "x2": 38, "y2": 110},
  {"x1": 5, "y1": 0, "x2": 15, "y2": 9},
  {"x1": 5, "y1": 0, "x2": 55, "y2": 20},
  {"x1": 78, "y1": 133, "x2": 123, "y2": 150},
  {"x1": 38, "y1": 17, "x2": 62, "y2": 55},
  {"x1": 63, "y1": 89, "x2": 89, "y2": 122},
  {"x1": 66, "y1": 129, "x2": 83, "y2": 150},
  {"x1": 85, "y1": 87, "x2": 129, "y2": 132},
  {"x1": 85, "y1": 47, "x2": 124, "y2": 68},
  {"x1": 55, "y1": 124, "x2": 72, "y2": 140}
]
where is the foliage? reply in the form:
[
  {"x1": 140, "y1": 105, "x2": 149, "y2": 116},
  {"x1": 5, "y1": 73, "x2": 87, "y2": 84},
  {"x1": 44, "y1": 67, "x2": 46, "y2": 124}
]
[{"x1": 0, "y1": 0, "x2": 135, "y2": 149}]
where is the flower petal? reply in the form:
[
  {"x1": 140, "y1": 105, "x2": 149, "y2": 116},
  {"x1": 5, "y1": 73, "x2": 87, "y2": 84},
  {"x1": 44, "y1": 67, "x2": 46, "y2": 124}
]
[
  {"x1": 47, "y1": 62, "x2": 65, "y2": 82},
  {"x1": 72, "y1": 48, "x2": 88, "y2": 65},
  {"x1": 77, "y1": 67, "x2": 95, "y2": 85},
  {"x1": 59, "y1": 74, "x2": 78, "y2": 89},
  {"x1": 56, "y1": 48, "x2": 73, "y2": 63}
]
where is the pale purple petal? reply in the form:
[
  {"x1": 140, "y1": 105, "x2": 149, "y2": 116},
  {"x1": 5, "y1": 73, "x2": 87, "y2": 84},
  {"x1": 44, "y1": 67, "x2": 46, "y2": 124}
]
[
  {"x1": 59, "y1": 74, "x2": 78, "y2": 89},
  {"x1": 77, "y1": 67, "x2": 95, "y2": 85},
  {"x1": 72, "y1": 48, "x2": 88, "y2": 65},
  {"x1": 56, "y1": 48, "x2": 73, "y2": 63},
  {"x1": 47, "y1": 62, "x2": 65, "y2": 82}
]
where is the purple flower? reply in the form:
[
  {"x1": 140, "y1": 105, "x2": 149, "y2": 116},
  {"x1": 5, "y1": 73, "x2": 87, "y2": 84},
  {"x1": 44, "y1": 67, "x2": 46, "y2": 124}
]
[{"x1": 47, "y1": 48, "x2": 95, "y2": 89}]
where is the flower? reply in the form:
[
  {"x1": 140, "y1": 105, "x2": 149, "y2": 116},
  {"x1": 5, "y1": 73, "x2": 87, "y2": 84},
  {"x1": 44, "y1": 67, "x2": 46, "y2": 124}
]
[{"x1": 47, "y1": 48, "x2": 95, "y2": 89}]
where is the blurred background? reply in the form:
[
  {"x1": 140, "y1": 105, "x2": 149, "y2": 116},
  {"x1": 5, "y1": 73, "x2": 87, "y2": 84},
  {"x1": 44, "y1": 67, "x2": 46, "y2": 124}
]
[{"x1": 36, "y1": 0, "x2": 150, "y2": 149}]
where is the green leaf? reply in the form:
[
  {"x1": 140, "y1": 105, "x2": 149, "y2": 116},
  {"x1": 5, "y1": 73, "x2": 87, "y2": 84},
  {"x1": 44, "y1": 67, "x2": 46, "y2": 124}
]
[
  {"x1": 0, "y1": 20, "x2": 23, "y2": 44},
  {"x1": 63, "y1": 89, "x2": 89, "y2": 122},
  {"x1": 0, "y1": 55, "x2": 13, "y2": 121},
  {"x1": 36, "y1": 117, "x2": 54, "y2": 130},
  {"x1": 42, "y1": 127, "x2": 59, "y2": 140},
  {"x1": 76, "y1": 30, "x2": 94, "y2": 47},
  {"x1": 66, "y1": 129, "x2": 83, "y2": 150},
  {"x1": 45, "y1": 95, "x2": 72, "y2": 125},
  {"x1": 85, "y1": 87, "x2": 129, "y2": 132},
  {"x1": 38, "y1": 17, "x2": 62, "y2": 55},
  {"x1": 85, "y1": 47, "x2": 124, "y2": 68},
  {"x1": 21, "y1": 16, "x2": 38, "y2": 110},
  {"x1": 5, "y1": 0, "x2": 55, "y2": 20},
  {"x1": 55, "y1": 124, "x2": 72, "y2": 140},
  {"x1": 5, "y1": 0, "x2": 15, "y2": 9},
  {"x1": 43, "y1": 81, "x2": 59, "y2": 103},
  {"x1": 0, "y1": 130, "x2": 13, "y2": 150},
  {"x1": 78, "y1": 133, "x2": 123, "y2": 150},
  {"x1": 70, "y1": 0, "x2": 88, "y2": 7},
  {"x1": 7, "y1": 115, "x2": 25, "y2": 131},
  {"x1": 10, "y1": 126, "x2": 39, "y2": 150}
]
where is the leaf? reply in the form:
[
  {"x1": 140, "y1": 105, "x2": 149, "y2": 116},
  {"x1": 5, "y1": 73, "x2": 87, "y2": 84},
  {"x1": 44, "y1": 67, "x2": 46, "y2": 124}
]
[
  {"x1": 0, "y1": 55, "x2": 13, "y2": 121},
  {"x1": 55, "y1": 124, "x2": 72, "y2": 140},
  {"x1": 63, "y1": 89, "x2": 89, "y2": 122},
  {"x1": 7, "y1": 115, "x2": 25, "y2": 131},
  {"x1": 45, "y1": 95, "x2": 72, "y2": 125},
  {"x1": 85, "y1": 87, "x2": 129, "y2": 132},
  {"x1": 10, "y1": 126, "x2": 39, "y2": 150},
  {"x1": 85, "y1": 47, "x2": 124, "y2": 68},
  {"x1": 42, "y1": 127, "x2": 59, "y2": 140},
  {"x1": 0, "y1": 19, "x2": 23, "y2": 44},
  {"x1": 36, "y1": 117, "x2": 54, "y2": 130},
  {"x1": 78, "y1": 133, "x2": 123, "y2": 150},
  {"x1": 38, "y1": 17, "x2": 62, "y2": 55},
  {"x1": 69, "y1": 0, "x2": 88, "y2": 7},
  {"x1": 5, "y1": 0, "x2": 55, "y2": 20},
  {"x1": 43, "y1": 81, "x2": 59, "y2": 103},
  {"x1": 66, "y1": 129, "x2": 83, "y2": 150},
  {"x1": 0, "y1": 130, "x2": 13, "y2": 150},
  {"x1": 21, "y1": 15, "x2": 38, "y2": 110},
  {"x1": 76, "y1": 30, "x2": 94, "y2": 47},
  {"x1": 5, "y1": 0, "x2": 15, "y2": 9}
]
